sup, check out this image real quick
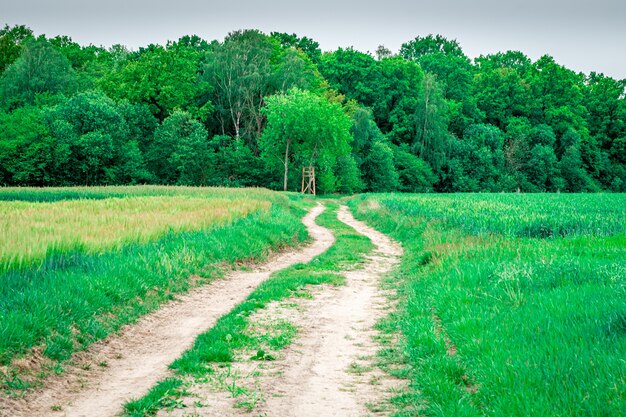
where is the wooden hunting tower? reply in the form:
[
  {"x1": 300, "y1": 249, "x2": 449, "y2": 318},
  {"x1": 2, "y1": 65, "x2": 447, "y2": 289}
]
[{"x1": 301, "y1": 165, "x2": 316, "y2": 195}]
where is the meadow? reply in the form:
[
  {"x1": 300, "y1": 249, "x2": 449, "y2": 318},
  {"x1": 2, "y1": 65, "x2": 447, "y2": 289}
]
[
  {"x1": 0, "y1": 186, "x2": 307, "y2": 391},
  {"x1": 349, "y1": 193, "x2": 626, "y2": 416},
  {"x1": 2, "y1": 187, "x2": 625, "y2": 417},
  {"x1": 1, "y1": 196, "x2": 267, "y2": 272}
]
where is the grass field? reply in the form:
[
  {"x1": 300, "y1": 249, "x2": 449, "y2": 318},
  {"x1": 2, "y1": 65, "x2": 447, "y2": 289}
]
[
  {"x1": 1, "y1": 196, "x2": 267, "y2": 272},
  {"x1": 349, "y1": 193, "x2": 626, "y2": 417},
  {"x1": 0, "y1": 186, "x2": 307, "y2": 391},
  {"x1": 2, "y1": 187, "x2": 625, "y2": 416}
]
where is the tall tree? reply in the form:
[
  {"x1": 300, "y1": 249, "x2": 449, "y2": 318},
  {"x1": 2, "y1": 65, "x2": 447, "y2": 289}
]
[
  {"x1": 203, "y1": 30, "x2": 277, "y2": 148},
  {"x1": 400, "y1": 35, "x2": 472, "y2": 102},
  {"x1": 363, "y1": 140, "x2": 399, "y2": 192},
  {"x1": 270, "y1": 32, "x2": 322, "y2": 65},
  {"x1": 147, "y1": 111, "x2": 210, "y2": 185},
  {"x1": 0, "y1": 38, "x2": 76, "y2": 110},
  {"x1": 414, "y1": 73, "x2": 449, "y2": 177},
  {"x1": 100, "y1": 42, "x2": 211, "y2": 122},
  {"x1": 0, "y1": 24, "x2": 34, "y2": 74},
  {"x1": 259, "y1": 88, "x2": 352, "y2": 191}
]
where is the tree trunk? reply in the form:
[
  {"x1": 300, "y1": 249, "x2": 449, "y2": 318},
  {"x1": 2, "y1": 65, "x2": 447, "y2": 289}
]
[{"x1": 283, "y1": 139, "x2": 290, "y2": 191}]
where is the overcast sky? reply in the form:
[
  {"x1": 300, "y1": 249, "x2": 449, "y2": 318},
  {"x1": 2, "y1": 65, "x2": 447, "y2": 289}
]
[{"x1": 2, "y1": 0, "x2": 625, "y2": 79}]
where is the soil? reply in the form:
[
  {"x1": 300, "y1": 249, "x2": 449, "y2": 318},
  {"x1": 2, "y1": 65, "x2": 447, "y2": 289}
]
[{"x1": 258, "y1": 206, "x2": 403, "y2": 417}]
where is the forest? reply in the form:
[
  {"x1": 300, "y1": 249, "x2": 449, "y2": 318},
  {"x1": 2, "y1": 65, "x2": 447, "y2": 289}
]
[{"x1": 0, "y1": 24, "x2": 625, "y2": 193}]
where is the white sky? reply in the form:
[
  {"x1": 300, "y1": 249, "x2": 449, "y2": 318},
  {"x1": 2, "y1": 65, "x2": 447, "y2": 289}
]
[{"x1": 2, "y1": 0, "x2": 625, "y2": 79}]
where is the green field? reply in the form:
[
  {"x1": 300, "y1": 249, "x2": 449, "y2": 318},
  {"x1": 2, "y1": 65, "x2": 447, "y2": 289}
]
[
  {"x1": 0, "y1": 186, "x2": 307, "y2": 391},
  {"x1": 349, "y1": 193, "x2": 626, "y2": 416},
  {"x1": 1, "y1": 187, "x2": 624, "y2": 417}
]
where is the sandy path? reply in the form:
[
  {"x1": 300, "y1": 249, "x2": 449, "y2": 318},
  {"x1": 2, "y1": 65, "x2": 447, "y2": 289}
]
[
  {"x1": 1, "y1": 204, "x2": 334, "y2": 417},
  {"x1": 256, "y1": 205, "x2": 403, "y2": 417}
]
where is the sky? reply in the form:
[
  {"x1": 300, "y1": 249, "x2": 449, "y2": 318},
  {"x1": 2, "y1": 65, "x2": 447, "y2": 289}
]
[{"x1": 2, "y1": 0, "x2": 625, "y2": 79}]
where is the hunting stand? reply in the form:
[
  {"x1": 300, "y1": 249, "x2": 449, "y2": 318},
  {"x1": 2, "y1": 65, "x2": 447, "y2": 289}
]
[{"x1": 301, "y1": 165, "x2": 316, "y2": 195}]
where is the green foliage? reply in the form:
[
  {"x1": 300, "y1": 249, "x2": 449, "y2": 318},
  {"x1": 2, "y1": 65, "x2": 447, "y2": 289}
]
[
  {"x1": 400, "y1": 35, "x2": 472, "y2": 102},
  {"x1": 204, "y1": 30, "x2": 276, "y2": 146},
  {"x1": 363, "y1": 141, "x2": 399, "y2": 192},
  {"x1": 526, "y1": 144, "x2": 563, "y2": 191},
  {"x1": 444, "y1": 124, "x2": 506, "y2": 191},
  {"x1": 99, "y1": 42, "x2": 212, "y2": 122},
  {"x1": 0, "y1": 24, "x2": 34, "y2": 74},
  {"x1": 414, "y1": 73, "x2": 450, "y2": 175},
  {"x1": 0, "y1": 38, "x2": 76, "y2": 110},
  {"x1": 260, "y1": 88, "x2": 352, "y2": 192},
  {"x1": 148, "y1": 111, "x2": 209, "y2": 185},
  {"x1": 335, "y1": 154, "x2": 364, "y2": 194},
  {"x1": 206, "y1": 135, "x2": 266, "y2": 187},
  {"x1": 0, "y1": 104, "x2": 55, "y2": 185},
  {"x1": 393, "y1": 144, "x2": 436, "y2": 192},
  {"x1": 0, "y1": 25, "x2": 624, "y2": 192},
  {"x1": 270, "y1": 32, "x2": 322, "y2": 65}
]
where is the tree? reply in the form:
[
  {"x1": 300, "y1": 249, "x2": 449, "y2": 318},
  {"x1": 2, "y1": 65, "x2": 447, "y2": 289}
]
[
  {"x1": 270, "y1": 32, "x2": 322, "y2": 65},
  {"x1": 475, "y1": 51, "x2": 532, "y2": 74},
  {"x1": 259, "y1": 88, "x2": 352, "y2": 191},
  {"x1": 559, "y1": 145, "x2": 594, "y2": 192},
  {"x1": 414, "y1": 73, "x2": 450, "y2": 177},
  {"x1": 0, "y1": 24, "x2": 34, "y2": 74},
  {"x1": 446, "y1": 124, "x2": 505, "y2": 191},
  {"x1": 350, "y1": 106, "x2": 385, "y2": 166},
  {"x1": 375, "y1": 45, "x2": 392, "y2": 60},
  {"x1": 503, "y1": 117, "x2": 532, "y2": 189},
  {"x1": 320, "y1": 49, "x2": 425, "y2": 143},
  {"x1": 472, "y1": 66, "x2": 534, "y2": 130},
  {"x1": 525, "y1": 145, "x2": 563, "y2": 191},
  {"x1": 320, "y1": 48, "x2": 379, "y2": 109},
  {"x1": 400, "y1": 35, "x2": 472, "y2": 102},
  {"x1": 203, "y1": 30, "x2": 277, "y2": 149},
  {"x1": 530, "y1": 55, "x2": 587, "y2": 134},
  {"x1": 376, "y1": 56, "x2": 423, "y2": 141},
  {"x1": 583, "y1": 73, "x2": 626, "y2": 152},
  {"x1": 529, "y1": 124, "x2": 557, "y2": 147},
  {"x1": 335, "y1": 154, "x2": 364, "y2": 194},
  {"x1": 148, "y1": 111, "x2": 210, "y2": 185},
  {"x1": 393, "y1": 144, "x2": 436, "y2": 192},
  {"x1": 0, "y1": 104, "x2": 56, "y2": 185},
  {"x1": 363, "y1": 140, "x2": 399, "y2": 192},
  {"x1": 0, "y1": 38, "x2": 76, "y2": 110},
  {"x1": 272, "y1": 47, "x2": 322, "y2": 94},
  {"x1": 52, "y1": 91, "x2": 148, "y2": 185},
  {"x1": 206, "y1": 135, "x2": 265, "y2": 187},
  {"x1": 100, "y1": 42, "x2": 211, "y2": 122}
]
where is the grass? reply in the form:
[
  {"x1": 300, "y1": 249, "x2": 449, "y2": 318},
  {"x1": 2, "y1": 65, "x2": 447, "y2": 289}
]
[
  {"x1": 349, "y1": 193, "x2": 626, "y2": 417},
  {"x1": 123, "y1": 202, "x2": 375, "y2": 416},
  {"x1": 0, "y1": 187, "x2": 308, "y2": 392},
  {"x1": 0, "y1": 185, "x2": 281, "y2": 202},
  {"x1": 376, "y1": 193, "x2": 626, "y2": 238},
  {"x1": 0, "y1": 196, "x2": 267, "y2": 272}
]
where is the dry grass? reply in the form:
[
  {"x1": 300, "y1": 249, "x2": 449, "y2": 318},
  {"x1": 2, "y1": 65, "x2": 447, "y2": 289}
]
[{"x1": 0, "y1": 196, "x2": 268, "y2": 271}]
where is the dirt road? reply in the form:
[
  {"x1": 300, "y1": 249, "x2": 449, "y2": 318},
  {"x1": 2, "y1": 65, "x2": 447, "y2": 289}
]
[
  {"x1": 165, "y1": 205, "x2": 404, "y2": 416},
  {"x1": 257, "y1": 206, "x2": 403, "y2": 416}
]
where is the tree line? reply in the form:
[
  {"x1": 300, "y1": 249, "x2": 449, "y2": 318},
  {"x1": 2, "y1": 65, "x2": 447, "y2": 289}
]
[{"x1": 1, "y1": 25, "x2": 624, "y2": 193}]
